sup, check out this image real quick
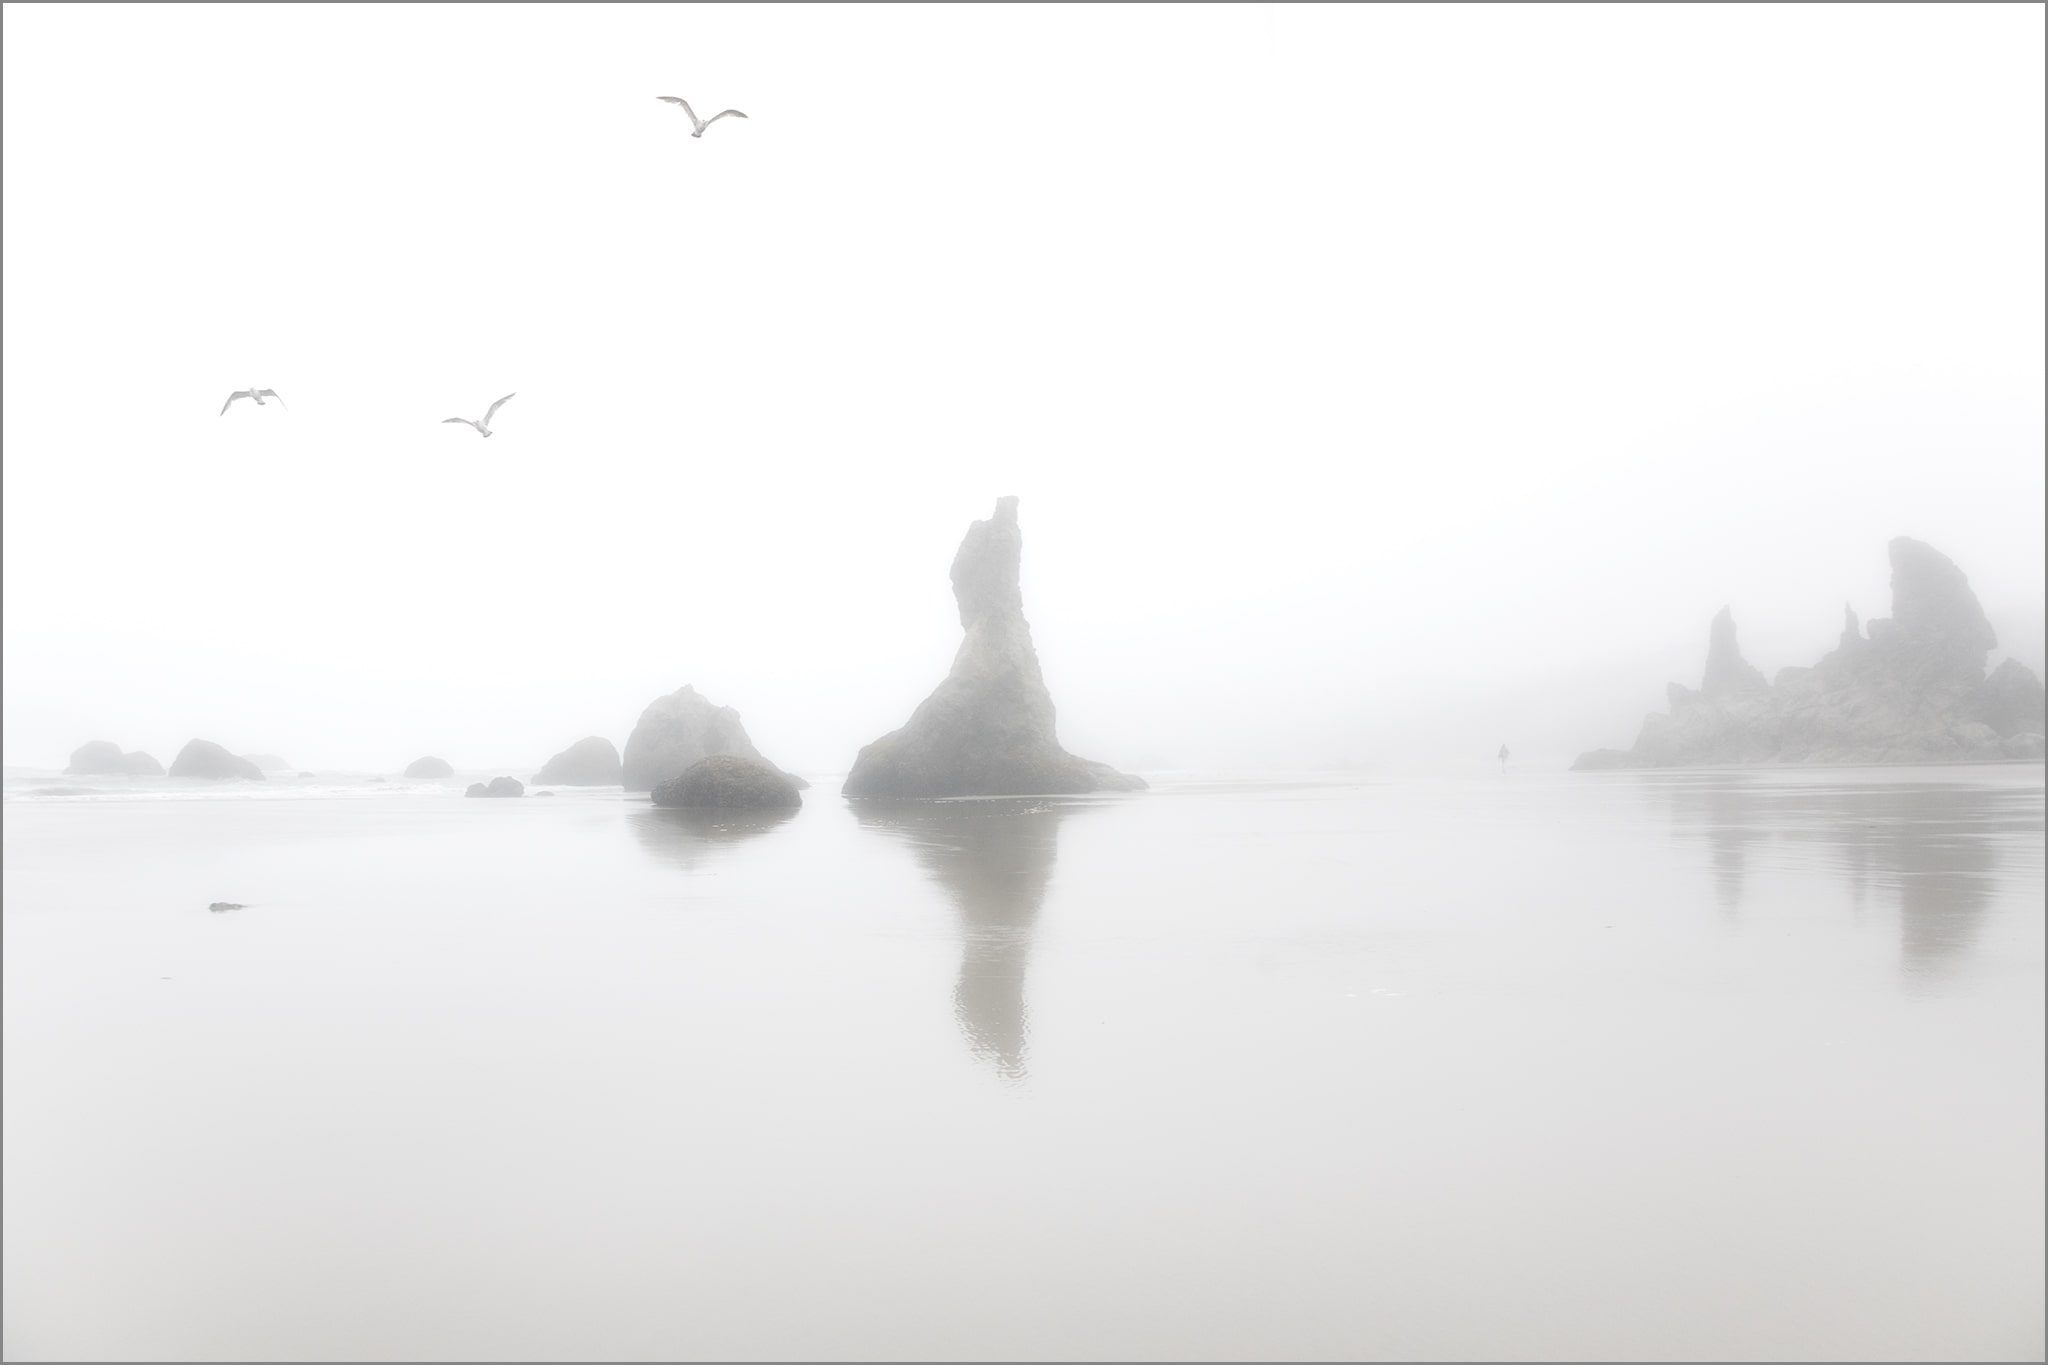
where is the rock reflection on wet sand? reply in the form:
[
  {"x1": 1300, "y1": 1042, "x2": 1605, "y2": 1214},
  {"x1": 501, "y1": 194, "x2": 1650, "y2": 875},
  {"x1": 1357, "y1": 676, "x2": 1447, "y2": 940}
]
[
  {"x1": 1647, "y1": 771, "x2": 2039, "y2": 985},
  {"x1": 626, "y1": 802, "x2": 799, "y2": 872},
  {"x1": 853, "y1": 796, "x2": 1102, "y2": 1080}
]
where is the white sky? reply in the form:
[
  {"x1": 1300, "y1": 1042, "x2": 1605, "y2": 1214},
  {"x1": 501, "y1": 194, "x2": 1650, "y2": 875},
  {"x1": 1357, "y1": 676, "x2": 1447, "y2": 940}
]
[{"x1": 4, "y1": 2, "x2": 2043, "y2": 774}]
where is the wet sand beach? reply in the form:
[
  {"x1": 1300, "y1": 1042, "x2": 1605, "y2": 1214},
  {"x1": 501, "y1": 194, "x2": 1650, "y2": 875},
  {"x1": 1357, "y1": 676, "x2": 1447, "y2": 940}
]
[{"x1": 3, "y1": 767, "x2": 2041, "y2": 1361}]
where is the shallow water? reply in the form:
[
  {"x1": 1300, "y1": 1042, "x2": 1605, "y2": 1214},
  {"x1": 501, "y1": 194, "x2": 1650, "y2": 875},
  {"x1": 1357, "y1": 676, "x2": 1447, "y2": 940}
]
[{"x1": 3, "y1": 767, "x2": 2042, "y2": 1361}]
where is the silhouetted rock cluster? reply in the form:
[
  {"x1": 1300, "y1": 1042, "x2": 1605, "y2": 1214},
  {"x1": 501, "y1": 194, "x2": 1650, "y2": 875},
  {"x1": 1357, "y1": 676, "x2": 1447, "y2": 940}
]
[
  {"x1": 64, "y1": 741, "x2": 163, "y2": 776},
  {"x1": 534, "y1": 735, "x2": 621, "y2": 785},
  {"x1": 55, "y1": 498, "x2": 1155, "y2": 802},
  {"x1": 622, "y1": 684, "x2": 803, "y2": 792},
  {"x1": 1575, "y1": 538, "x2": 2047, "y2": 769},
  {"x1": 651, "y1": 754, "x2": 802, "y2": 809},
  {"x1": 167, "y1": 740, "x2": 266, "y2": 780},
  {"x1": 843, "y1": 496, "x2": 1145, "y2": 798},
  {"x1": 465, "y1": 777, "x2": 526, "y2": 798}
]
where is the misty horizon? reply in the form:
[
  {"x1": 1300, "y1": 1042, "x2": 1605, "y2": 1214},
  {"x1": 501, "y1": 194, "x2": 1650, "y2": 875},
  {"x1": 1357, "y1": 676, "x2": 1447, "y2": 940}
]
[{"x1": 4, "y1": 508, "x2": 2043, "y2": 779}]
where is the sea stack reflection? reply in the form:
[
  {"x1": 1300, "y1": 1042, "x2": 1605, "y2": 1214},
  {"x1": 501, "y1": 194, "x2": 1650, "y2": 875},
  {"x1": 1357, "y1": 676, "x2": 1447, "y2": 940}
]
[{"x1": 855, "y1": 797, "x2": 1086, "y2": 1080}]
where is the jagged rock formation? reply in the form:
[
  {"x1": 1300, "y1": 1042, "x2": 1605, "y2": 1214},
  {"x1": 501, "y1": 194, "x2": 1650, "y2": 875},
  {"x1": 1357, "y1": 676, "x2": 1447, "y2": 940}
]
[
  {"x1": 651, "y1": 754, "x2": 803, "y2": 809},
  {"x1": 1575, "y1": 538, "x2": 2046, "y2": 769},
  {"x1": 534, "y1": 735, "x2": 621, "y2": 786},
  {"x1": 64, "y1": 741, "x2": 163, "y2": 776},
  {"x1": 404, "y1": 756, "x2": 455, "y2": 779},
  {"x1": 465, "y1": 776, "x2": 525, "y2": 798},
  {"x1": 167, "y1": 740, "x2": 265, "y2": 780},
  {"x1": 240, "y1": 753, "x2": 292, "y2": 773},
  {"x1": 842, "y1": 496, "x2": 1146, "y2": 798},
  {"x1": 621, "y1": 684, "x2": 803, "y2": 792},
  {"x1": 1699, "y1": 607, "x2": 1769, "y2": 696}
]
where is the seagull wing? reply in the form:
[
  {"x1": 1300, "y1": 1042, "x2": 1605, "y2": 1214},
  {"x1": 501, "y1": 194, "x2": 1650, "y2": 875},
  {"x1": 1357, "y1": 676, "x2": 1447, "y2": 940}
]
[
  {"x1": 256, "y1": 389, "x2": 285, "y2": 408},
  {"x1": 443, "y1": 417, "x2": 480, "y2": 432},
  {"x1": 221, "y1": 390, "x2": 253, "y2": 415},
  {"x1": 483, "y1": 392, "x2": 515, "y2": 425},
  {"x1": 659, "y1": 96, "x2": 703, "y2": 129},
  {"x1": 704, "y1": 109, "x2": 748, "y2": 126}
]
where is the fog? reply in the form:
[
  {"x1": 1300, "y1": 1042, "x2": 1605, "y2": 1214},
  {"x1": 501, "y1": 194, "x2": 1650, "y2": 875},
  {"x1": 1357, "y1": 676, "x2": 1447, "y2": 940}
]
[{"x1": 4, "y1": 3, "x2": 2042, "y2": 778}]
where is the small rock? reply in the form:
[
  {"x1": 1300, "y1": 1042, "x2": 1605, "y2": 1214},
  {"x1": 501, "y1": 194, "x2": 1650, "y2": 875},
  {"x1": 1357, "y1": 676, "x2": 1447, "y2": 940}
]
[
  {"x1": 208, "y1": 902, "x2": 245, "y2": 913},
  {"x1": 652, "y1": 754, "x2": 802, "y2": 809},
  {"x1": 466, "y1": 777, "x2": 525, "y2": 798}
]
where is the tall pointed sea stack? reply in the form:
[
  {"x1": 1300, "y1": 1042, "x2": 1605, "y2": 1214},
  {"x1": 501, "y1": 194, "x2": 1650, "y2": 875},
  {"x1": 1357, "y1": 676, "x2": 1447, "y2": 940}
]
[{"x1": 842, "y1": 497, "x2": 1145, "y2": 798}]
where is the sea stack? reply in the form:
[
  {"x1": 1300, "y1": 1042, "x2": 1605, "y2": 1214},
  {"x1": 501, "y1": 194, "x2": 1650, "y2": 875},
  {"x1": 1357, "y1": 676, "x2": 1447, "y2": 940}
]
[
  {"x1": 167, "y1": 740, "x2": 266, "y2": 780},
  {"x1": 842, "y1": 496, "x2": 1145, "y2": 798},
  {"x1": 533, "y1": 736, "x2": 622, "y2": 786},
  {"x1": 64, "y1": 741, "x2": 164, "y2": 776},
  {"x1": 1574, "y1": 537, "x2": 2047, "y2": 769},
  {"x1": 621, "y1": 685, "x2": 803, "y2": 792}
]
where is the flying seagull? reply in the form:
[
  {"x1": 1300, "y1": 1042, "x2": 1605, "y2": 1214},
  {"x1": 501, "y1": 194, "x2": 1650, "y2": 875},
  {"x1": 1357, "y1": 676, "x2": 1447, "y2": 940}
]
[
  {"x1": 220, "y1": 388, "x2": 284, "y2": 415},
  {"x1": 657, "y1": 96, "x2": 748, "y2": 137},
  {"x1": 443, "y1": 392, "x2": 515, "y2": 437}
]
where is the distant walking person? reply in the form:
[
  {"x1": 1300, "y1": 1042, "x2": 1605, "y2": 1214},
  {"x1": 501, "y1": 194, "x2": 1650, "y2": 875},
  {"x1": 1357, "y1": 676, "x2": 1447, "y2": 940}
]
[{"x1": 1497, "y1": 744, "x2": 1509, "y2": 774}]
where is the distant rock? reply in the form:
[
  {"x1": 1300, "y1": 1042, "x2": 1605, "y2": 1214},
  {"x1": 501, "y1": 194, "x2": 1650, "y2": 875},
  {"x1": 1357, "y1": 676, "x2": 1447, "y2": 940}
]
[
  {"x1": 240, "y1": 753, "x2": 292, "y2": 773},
  {"x1": 168, "y1": 740, "x2": 265, "y2": 780},
  {"x1": 1575, "y1": 538, "x2": 2047, "y2": 770},
  {"x1": 652, "y1": 754, "x2": 803, "y2": 809},
  {"x1": 208, "y1": 902, "x2": 245, "y2": 913},
  {"x1": 534, "y1": 735, "x2": 622, "y2": 786},
  {"x1": 65, "y1": 741, "x2": 121, "y2": 774},
  {"x1": 843, "y1": 496, "x2": 1146, "y2": 798},
  {"x1": 534, "y1": 790, "x2": 557, "y2": 797},
  {"x1": 404, "y1": 756, "x2": 455, "y2": 779},
  {"x1": 64, "y1": 741, "x2": 164, "y2": 776},
  {"x1": 1975, "y1": 659, "x2": 2047, "y2": 741},
  {"x1": 465, "y1": 776, "x2": 526, "y2": 798},
  {"x1": 622, "y1": 684, "x2": 805, "y2": 792}
]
